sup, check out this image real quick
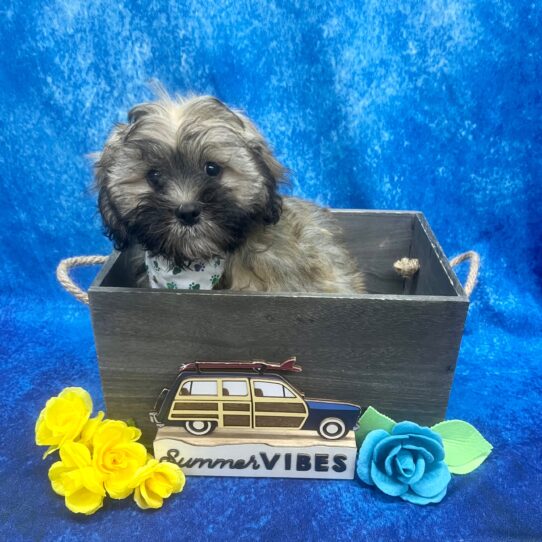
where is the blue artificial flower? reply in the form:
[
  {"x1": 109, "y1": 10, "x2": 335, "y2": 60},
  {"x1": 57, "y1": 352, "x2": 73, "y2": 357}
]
[{"x1": 356, "y1": 421, "x2": 451, "y2": 505}]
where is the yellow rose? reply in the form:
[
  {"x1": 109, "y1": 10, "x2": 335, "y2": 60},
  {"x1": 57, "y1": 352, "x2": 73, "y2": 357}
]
[
  {"x1": 78, "y1": 411, "x2": 105, "y2": 450},
  {"x1": 129, "y1": 458, "x2": 186, "y2": 510},
  {"x1": 92, "y1": 420, "x2": 147, "y2": 499},
  {"x1": 48, "y1": 441, "x2": 105, "y2": 515},
  {"x1": 35, "y1": 387, "x2": 93, "y2": 457}
]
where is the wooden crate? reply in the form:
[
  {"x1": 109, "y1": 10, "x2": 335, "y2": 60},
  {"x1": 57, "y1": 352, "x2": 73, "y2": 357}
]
[{"x1": 88, "y1": 211, "x2": 468, "y2": 444}]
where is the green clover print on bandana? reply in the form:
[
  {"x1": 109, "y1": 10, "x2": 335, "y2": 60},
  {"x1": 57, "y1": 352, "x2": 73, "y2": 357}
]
[{"x1": 145, "y1": 252, "x2": 224, "y2": 291}]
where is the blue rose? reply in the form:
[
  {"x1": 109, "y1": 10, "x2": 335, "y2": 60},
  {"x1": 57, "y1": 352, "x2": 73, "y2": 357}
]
[{"x1": 356, "y1": 421, "x2": 451, "y2": 505}]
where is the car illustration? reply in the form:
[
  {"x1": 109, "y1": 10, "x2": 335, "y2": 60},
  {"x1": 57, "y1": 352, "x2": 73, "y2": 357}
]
[{"x1": 149, "y1": 358, "x2": 362, "y2": 440}]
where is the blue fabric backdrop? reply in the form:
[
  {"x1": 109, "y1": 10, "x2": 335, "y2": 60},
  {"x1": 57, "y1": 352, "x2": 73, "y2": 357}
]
[{"x1": 1, "y1": 1, "x2": 541, "y2": 540}]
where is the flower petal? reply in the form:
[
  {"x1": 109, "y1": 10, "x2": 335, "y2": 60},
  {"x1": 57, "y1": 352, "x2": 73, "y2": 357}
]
[
  {"x1": 356, "y1": 429, "x2": 389, "y2": 485},
  {"x1": 42, "y1": 445, "x2": 59, "y2": 459},
  {"x1": 48, "y1": 461, "x2": 69, "y2": 496},
  {"x1": 105, "y1": 475, "x2": 134, "y2": 500},
  {"x1": 61, "y1": 470, "x2": 84, "y2": 496},
  {"x1": 397, "y1": 456, "x2": 426, "y2": 485},
  {"x1": 370, "y1": 462, "x2": 408, "y2": 497},
  {"x1": 65, "y1": 487, "x2": 104, "y2": 515},
  {"x1": 133, "y1": 486, "x2": 148, "y2": 509},
  {"x1": 401, "y1": 444, "x2": 434, "y2": 463},
  {"x1": 35, "y1": 413, "x2": 52, "y2": 446},
  {"x1": 373, "y1": 434, "x2": 408, "y2": 466},
  {"x1": 148, "y1": 473, "x2": 174, "y2": 499},
  {"x1": 79, "y1": 411, "x2": 105, "y2": 448},
  {"x1": 410, "y1": 461, "x2": 451, "y2": 498},
  {"x1": 59, "y1": 442, "x2": 92, "y2": 469},
  {"x1": 392, "y1": 421, "x2": 442, "y2": 445},
  {"x1": 383, "y1": 444, "x2": 403, "y2": 476},
  {"x1": 155, "y1": 462, "x2": 186, "y2": 494},
  {"x1": 400, "y1": 486, "x2": 448, "y2": 505},
  {"x1": 59, "y1": 387, "x2": 93, "y2": 413},
  {"x1": 395, "y1": 449, "x2": 415, "y2": 478},
  {"x1": 141, "y1": 482, "x2": 163, "y2": 509},
  {"x1": 405, "y1": 435, "x2": 445, "y2": 463},
  {"x1": 80, "y1": 466, "x2": 105, "y2": 496}
]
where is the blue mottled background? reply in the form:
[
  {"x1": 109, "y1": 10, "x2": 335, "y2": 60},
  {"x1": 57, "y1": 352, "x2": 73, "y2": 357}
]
[{"x1": 0, "y1": 1, "x2": 541, "y2": 540}]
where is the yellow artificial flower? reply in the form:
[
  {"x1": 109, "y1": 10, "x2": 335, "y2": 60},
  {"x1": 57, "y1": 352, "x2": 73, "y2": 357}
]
[
  {"x1": 78, "y1": 411, "x2": 105, "y2": 450},
  {"x1": 35, "y1": 387, "x2": 93, "y2": 458},
  {"x1": 92, "y1": 420, "x2": 147, "y2": 499},
  {"x1": 129, "y1": 458, "x2": 186, "y2": 510},
  {"x1": 48, "y1": 441, "x2": 105, "y2": 515}
]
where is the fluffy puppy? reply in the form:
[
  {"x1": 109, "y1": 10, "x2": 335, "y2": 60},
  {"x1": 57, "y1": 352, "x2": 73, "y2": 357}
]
[{"x1": 94, "y1": 94, "x2": 364, "y2": 293}]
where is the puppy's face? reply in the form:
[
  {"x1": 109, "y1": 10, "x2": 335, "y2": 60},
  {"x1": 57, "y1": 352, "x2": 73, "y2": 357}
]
[{"x1": 94, "y1": 96, "x2": 285, "y2": 262}]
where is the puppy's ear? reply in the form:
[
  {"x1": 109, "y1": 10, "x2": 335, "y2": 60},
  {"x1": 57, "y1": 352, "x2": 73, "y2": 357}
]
[
  {"x1": 93, "y1": 137, "x2": 130, "y2": 250},
  {"x1": 263, "y1": 188, "x2": 283, "y2": 226},
  {"x1": 227, "y1": 107, "x2": 288, "y2": 225},
  {"x1": 97, "y1": 182, "x2": 130, "y2": 250},
  {"x1": 250, "y1": 142, "x2": 286, "y2": 225},
  {"x1": 128, "y1": 103, "x2": 153, "y2": 124}
]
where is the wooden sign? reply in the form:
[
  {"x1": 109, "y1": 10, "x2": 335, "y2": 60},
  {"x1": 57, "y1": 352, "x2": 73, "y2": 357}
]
[
  {"x1": 149, "y1": 358, "x2": 361, "y2": 479},
  {"x1": 154, "y1": 428, "x2": 358, "y2": 479}
]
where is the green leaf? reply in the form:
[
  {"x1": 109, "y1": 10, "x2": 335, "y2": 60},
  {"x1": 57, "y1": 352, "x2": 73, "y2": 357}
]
[
  {"x1": 355, "y1": 406, "x2": 396, "y2": 447},
  {"x1": 432, "y1": 420, "x2": 493, "y2": 475},
  {"x1": 447, "y1": 455, "x2": 490, "y2": 475}
]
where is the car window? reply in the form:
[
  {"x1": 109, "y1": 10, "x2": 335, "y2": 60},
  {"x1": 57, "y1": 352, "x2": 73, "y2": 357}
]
[
  {"x1": 179, "y1": 381, "x2": 192, "y2": 396},
  {"x1": 189, "y1": 380, "x2": 217, "y2": 396},
  {"x1": 222, "y1": 380, "x2": 248, "y2": 396},
  {"x1": 253, "y1": 381, "x2": 296, "y2": 398}
]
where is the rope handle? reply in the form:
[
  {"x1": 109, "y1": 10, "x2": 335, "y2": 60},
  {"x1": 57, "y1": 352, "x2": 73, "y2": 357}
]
[
  {"x1": 449, "y1": 250, "x2": 480, "y2": 297},
  {"x1": 393, "y1": 250, "x2": 480, "y2": 297},
  {"x1": 58, "y1": 250, "x2": 480, "y2": 304},
  {"x1": 56, "y1": 255, "x2": 109, "y2": 305}
]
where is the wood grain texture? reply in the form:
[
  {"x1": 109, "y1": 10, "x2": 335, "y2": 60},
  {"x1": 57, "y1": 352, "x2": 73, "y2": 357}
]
[
  {"x1": 223, "y1": 415, "x2": 251, "y2": 426},
  {"x1": 88, "y1": 211, "x2": 469, "y2": 445}
]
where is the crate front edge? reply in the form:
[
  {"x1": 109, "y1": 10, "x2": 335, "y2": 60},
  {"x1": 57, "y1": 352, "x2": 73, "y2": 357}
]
[{"x1": 88, "y1": 287, "x2": 468, "y2": 445}]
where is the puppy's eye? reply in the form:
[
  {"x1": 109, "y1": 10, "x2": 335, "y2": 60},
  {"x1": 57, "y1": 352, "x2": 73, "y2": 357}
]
[
  {"x1": 146, "y1": 169, "x2": 162, "y2": 188},
  {"x1": 204, "y1": 162, "x2": 222, "y2": 177}
]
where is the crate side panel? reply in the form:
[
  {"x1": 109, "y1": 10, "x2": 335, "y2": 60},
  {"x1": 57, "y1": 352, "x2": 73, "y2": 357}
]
[
  {"x1": 407, "y1": 215, "x2": 459, "y2": 296},
  {"x1": 89, "y1": 290, "x2": 468, "y2": 444},
  {"x1": 334, "y1": 212, "x2": 414, "y2": 294},
  {"x1": 98, "y1": 245, "x2": 141, "y2": 288}
]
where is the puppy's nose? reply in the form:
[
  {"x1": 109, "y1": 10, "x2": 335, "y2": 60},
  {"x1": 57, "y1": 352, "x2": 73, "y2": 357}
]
[{"x1": 175, "y1": 202, "x2": 202, "y2": 225}]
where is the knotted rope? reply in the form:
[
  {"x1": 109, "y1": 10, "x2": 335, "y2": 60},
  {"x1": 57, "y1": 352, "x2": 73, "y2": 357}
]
[{"x1": 393, "y1": 258, "x2": 420, "y2": 279}]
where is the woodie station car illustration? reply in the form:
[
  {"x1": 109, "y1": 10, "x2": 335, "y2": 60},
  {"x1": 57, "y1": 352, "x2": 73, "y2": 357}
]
[{"x1": 149, "y1": 358, "x2": 362, "y2": 440}]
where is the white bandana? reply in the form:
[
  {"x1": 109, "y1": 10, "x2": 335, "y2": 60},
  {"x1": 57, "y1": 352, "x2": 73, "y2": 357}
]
[{"x1": 145, "y1": 252, "x2": 225, "y2": 290}]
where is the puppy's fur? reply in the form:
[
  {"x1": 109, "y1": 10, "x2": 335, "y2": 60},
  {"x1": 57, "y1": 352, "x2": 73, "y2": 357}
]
[{"x1": 94, "y1": 93, "x2": 364, "y2": 293}]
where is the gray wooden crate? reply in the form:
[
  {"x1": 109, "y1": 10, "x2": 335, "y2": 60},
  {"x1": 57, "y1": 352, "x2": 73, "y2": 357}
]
[{"x1": 89, "y1": 210, "x2": 468, "y2": 444}]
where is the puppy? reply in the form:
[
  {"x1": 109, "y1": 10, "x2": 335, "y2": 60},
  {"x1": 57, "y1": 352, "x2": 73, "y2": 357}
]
[{"x1": 94, "y1": 93, "x2": 364, "y2": 294}]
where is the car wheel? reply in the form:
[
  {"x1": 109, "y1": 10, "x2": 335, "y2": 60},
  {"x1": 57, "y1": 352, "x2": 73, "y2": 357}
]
[
  {"x1": 318, "y1": 417, "x2": 347, "y2": 440},
  {"x1": 184, "y1": 420, "x2": 216, "y2": 436}
]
